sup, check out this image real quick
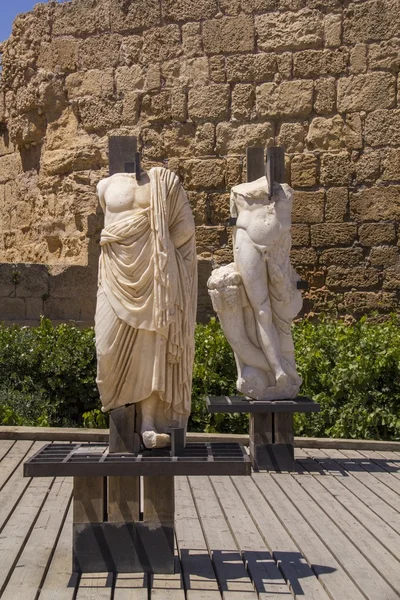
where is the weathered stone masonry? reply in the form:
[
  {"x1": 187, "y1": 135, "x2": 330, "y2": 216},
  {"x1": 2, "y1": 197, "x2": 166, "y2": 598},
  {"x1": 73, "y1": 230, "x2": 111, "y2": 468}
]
[{"x1": 0, "y1": 0, "x2": 399, "y2": 324}]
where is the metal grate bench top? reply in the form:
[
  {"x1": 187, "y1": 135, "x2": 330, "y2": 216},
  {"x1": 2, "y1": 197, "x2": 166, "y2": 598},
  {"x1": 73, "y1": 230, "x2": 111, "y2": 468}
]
[{"x1": 24, "y1": 442, "x2": 251, "y2": 477}]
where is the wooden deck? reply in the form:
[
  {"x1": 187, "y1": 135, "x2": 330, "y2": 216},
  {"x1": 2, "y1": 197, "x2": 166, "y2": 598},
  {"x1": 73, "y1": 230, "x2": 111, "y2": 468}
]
[{"x1": 0, "y1": 440, "x2": 399, "y2": 599}]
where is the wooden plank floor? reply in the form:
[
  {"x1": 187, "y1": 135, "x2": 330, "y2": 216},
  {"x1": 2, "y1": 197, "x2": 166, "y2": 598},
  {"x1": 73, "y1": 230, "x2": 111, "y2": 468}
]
[{"x1": 0, "y1": 440, "x2": 399, "y2": 599}]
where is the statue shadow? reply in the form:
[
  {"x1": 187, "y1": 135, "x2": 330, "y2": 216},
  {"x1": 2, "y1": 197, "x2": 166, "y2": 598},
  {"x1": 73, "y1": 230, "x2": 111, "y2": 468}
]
[{"x1": 181, "y1": 548, "x2": 336, "y2": 596}]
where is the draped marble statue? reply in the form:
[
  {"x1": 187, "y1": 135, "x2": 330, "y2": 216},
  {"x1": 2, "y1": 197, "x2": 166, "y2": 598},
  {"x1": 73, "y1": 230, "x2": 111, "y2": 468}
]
[
  {"x1": 207, "y1": 177, "x2": 302, "y2": 401},
  {"x1": 95, "y1": 167, "x2": 197, "y2": 448}
]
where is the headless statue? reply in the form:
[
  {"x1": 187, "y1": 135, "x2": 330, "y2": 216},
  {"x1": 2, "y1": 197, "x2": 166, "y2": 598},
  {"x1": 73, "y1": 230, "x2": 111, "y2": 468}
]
[
  {"x1": 208, "y1": 177, "x2": 302, "y2": 400},
  {"x1": 95, "y1": 167, "x2": 197, "y2": 448}
]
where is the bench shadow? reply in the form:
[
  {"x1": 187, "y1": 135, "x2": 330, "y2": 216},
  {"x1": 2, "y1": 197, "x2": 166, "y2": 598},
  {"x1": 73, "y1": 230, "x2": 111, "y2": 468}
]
[
  {"x1": 297, "y1": 457, "x2": 400, "y2": 476},
  {"x1": 181, "y1": 548, "x2": 336, "y2": 597}
]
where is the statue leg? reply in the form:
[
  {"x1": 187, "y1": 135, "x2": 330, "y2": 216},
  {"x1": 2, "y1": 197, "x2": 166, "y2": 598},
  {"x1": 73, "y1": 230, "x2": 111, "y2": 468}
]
[
  {"x1": 234, "y1": 233, "x2": 289, "y2": 388},
  {"x1": 140, "y1": 392, "x2": 171, "y2": 449}
]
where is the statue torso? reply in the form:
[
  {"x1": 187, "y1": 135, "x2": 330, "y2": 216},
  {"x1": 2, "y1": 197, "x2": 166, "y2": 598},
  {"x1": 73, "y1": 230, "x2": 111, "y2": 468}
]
[
  {"x1": 98, "y1": 173, "x2": 151, "y2": 227},
  {"x1": 232, "y1": 178, "x2": 293, "y2": 248}
]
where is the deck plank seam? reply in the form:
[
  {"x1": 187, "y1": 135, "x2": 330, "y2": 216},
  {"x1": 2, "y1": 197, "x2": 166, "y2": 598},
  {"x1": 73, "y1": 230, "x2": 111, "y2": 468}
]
[
  {"x1": 0, "y1": 475, "x2": 57, "y2": 597},
  {"x1": 289, "y1": 470, "x2": 400, "y2": 596},
  {"x1": 269, "y1": 471, "x2": 396, "y2": 600},
  {"x1": 311, "y1": 449, "x2": 400, "y2": 517},
  {"x1": 0, "y1": 440, "x2": 35, "y2": 493}
]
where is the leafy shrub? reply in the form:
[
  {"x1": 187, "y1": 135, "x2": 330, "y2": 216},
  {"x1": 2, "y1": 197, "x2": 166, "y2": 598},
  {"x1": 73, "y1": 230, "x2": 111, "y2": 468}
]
[
  {"x1": 0, "y1": 318, "x2": 98, "y2": 426},
  {"x1": 0, "y1": 316, "x2": 399, "y2": 440}
]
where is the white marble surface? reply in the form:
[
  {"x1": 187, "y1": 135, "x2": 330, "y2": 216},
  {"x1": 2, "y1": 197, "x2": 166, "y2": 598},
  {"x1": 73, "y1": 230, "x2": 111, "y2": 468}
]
[
  {"x1": 208, "y1": 177, "x2": 302, "y2": 400},
  {"x1": 95, "y1": 167, "x2": 197, "y2": 447}
]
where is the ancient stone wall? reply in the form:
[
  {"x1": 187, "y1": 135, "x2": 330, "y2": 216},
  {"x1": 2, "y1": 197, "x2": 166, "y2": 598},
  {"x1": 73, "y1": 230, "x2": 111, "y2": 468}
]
[{"x1": 0, "y1": 0, "x2": 399, "y2": 325}]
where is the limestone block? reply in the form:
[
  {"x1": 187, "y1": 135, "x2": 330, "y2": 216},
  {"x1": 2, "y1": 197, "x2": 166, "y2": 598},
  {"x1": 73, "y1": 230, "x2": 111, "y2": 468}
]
[
  {"x1": 182, "y1": 23, "x2": 203, "y2": 58},
  {"x1": 188, "y1": 85, "x2": 230, "y2": 121},
  {"x1": 8, "y1": 112, "x2": 46, "y2": 147},
  {"x1": 37, "y1": 39, "x2": 78, "y2": 72},
  {"x1": 0, "y1": 93, "x2": 5, "y2": 123},
  {"x1": 382, "y1": 148, "x2": 400, "y2": 181},
  {"x1": 187, "y1": 191, "x2": 207, "y2": 225},
  {"x1": 209, "y1": 56, "x2": 226, "y2": 83},
  {"x1": 219, "y1": 0, "x2": 241, "y2": 15},
  {"x1": 119, "y1": 36, "x2": 143, "y2": 67},
  {"x1": 122, "y1": 92, "x2": 140, "y2": 125},
  {"x1": 277, "y1": 123, "x2": 305, "y2": 154},
  {"x1": 242, "y1": 0, "x2": 277, "y2": 12},
  {"x1": 226, "y1": 157, "x2": 242, "y2": 187},
  {"x1": 292, "y1": 190, "x2": 324, "y2": 223},
  {"x1": 196, "y1": 226, "x2": 227, "y2": 254},
  {"x1": 141, "y1": 127, "x2": 165, "y2": 160},
  {"x1": 324, "y1": 14, "x2": 342, "y2": 48},
  {"x1": 14, "y1": 265, "x2": 49, "y2": 298},
  {"x1": 109, "y1": 0, "x2": 161, "y2": 32},
  {"x1": 145, "y1": 64, "x2": 161, "y2": 91},
  {"x1": 320, "y1": 247, "x2": 364, "y2": 267},
  {"x1": 142, "y1": 92, "x2": 171, "y2": 122},
  {"x1": 42, "y1": 146, "x2": 104, "y2": 176},
  {"x1": 314, "y1": 77, "x2": 336, "y2": 115},
  {"x1": 78, "y1": 98, "x2": 122, "y2": 134},
  {"x1": 52, "y1": 1, "x2": 110, "y2": 36},
  {"x1": 383, "y1": 268, "x2": 400, "y2": 290},
  {"x1": 78, "y1": 34, "x2": 122, "y2": 69},
  {"x1": 256, "y1": 80, "x2": 313, "y2": 118},
  {"x1": 354, "y1": 151, "x2": 381, "y2": 185},
  {"x1": 115, "y1": 66, "x2": 146, "y2": 94},
  {"x1": 326, "y1": 266, "x2": 379, "y2": 290},
  {"x1": 350, "y1": 185, "x2": 400, "y2": 221},
  {"x1": 349, "y1": 44, "x2": 367, "y2": 75},
  {"x1": 163, "y1": 123, "x2": 196, "y2": 157},
  {"x1": 25, "y1": 297, "x2": 44, "y2": 320},
  {"x1": 325, "y1": 187, "x2": 348, "y2": 222},
  {"x1": 293, "y1": 48, "x2": 348, "y2": 78},
  {"x1": 337, "y1": 73, "x2": 395, "y2": 112},
  {"x1": 276, "y1": 53, "x2": 292, "y2": 79},
  {"x1": 359, "y1": 223, "x2": 396, "y2": 246},
  {"x1": 171, "y1": 90, "x2": 187, "y2": 122},
  {"x1": 49, "y1": 266, "x2": 97, "y2": 299},
  {"x1": 0, "y1": 265, "x2": 17, "y2": 297},
  {"x1": 369, "y1": 245, "x2": 398, "y2": 266},
  {"x1": 161, "y1": 58, "x2": 210, "y2": 88},
  {"x1": 364, "y1": 110, "x2": 400, "y2": 147},
  {"x1": 0, "y1": 154, "x2": 22, "y2": 184},
  {"x1": 369, "y1": 39, "x2": 400, "y2": 71},
  {"x1": 0, "y1": 133, "x2": 14, "y2": 157},
  {"x1": 311, "y1": 223, "x2": 357, "y2": 246},
  {"x1": 290, "y1": 154, "x2": 317, "y2": 187},
  {"x1": 194, "y1": 123, "x2": 215, "y2": 156},
  {"x1": 231, "y1": 85, "x2": 255, "y2": 120},
  {"x1": 306, "y1": 115, "x2": 361, "y2": 151},
  {"x1": 66, "y1": 69, "x2": 114, "y2": 99},
  {"x1": 291, "y1": 247, "x2": 318, "y2": 265},
  {"x1": 141, "y1": 25, "x2": 182, "y2": 63},
  {"x1": 208, "y1": 192, "x2": 231, "y2": 223},
  {"x1": 216, "y1": 122, "x2": 273, "y2": 155},
  {"x1": 162, "y1": 0, "x2": 218, "y2": 21},
  {"x1": 0, "y1": 298, "x2": 25, "y2": 320},
  {"x1": 320, "y1": 152, "x2": 352, "y2": 186},
  {"x1": 203, "y1": 15, "x2": 255, "y2": 54},
  {"x1": 344, "y1": 291, "x2": 397, "y2": 313},
  {"x1": 226, "y1": 53, "x2": 276, "y2": 83},
  {"x1": 292, "y1": 224, "x2": 310, "y2": 246},
  {"x1": 343, "y1": 0, "x2": 400, "y2": 44},
  {"x1": 183, "y1": 159, "x2": 225, "y2": 189},
  {"x1": 256, "y1": 10, "x2": 323, "y2": 51}
]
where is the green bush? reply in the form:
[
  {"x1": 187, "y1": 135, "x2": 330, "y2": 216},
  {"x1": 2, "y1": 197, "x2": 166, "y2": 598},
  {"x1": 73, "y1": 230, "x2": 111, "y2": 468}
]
[{"x1": 0, "y1": 316, "x2": 398, "y2": 440}]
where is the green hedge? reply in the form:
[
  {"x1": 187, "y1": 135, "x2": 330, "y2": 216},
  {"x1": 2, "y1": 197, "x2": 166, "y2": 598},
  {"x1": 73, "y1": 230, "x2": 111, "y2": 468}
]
[{"x1": 0, "y1": 316, "x2": 399, "y2": 440}]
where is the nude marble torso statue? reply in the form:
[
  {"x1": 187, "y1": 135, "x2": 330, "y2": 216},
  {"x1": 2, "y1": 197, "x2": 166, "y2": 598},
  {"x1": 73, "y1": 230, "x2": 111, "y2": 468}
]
[
  {"x1": 208, "y1": 177, "x2": 302, "y2": 400},
  {"x1": 95, "y1": 167, "x2": 197, "y2": 448}
]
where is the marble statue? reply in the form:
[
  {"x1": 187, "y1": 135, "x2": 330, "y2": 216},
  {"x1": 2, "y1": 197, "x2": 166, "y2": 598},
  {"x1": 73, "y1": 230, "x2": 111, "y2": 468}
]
[
  {"x1": 208, "y1": 177, "x2": 302, "y2": 401},
  {"x1": 95, "y1": 167, "x2": 197, "y2": 448}
]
